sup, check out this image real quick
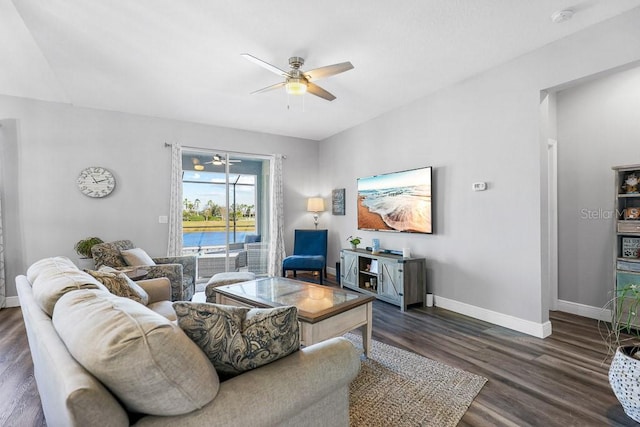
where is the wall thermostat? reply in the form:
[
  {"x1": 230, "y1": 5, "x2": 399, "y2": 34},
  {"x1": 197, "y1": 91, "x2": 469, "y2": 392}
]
[{"x1": 472, "y1": 182, "x2": 487, "y2": 191}]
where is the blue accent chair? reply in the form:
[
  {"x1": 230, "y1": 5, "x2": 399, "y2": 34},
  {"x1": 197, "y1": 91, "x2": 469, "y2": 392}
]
[{"x1": 282, "y1": 229, "x2": 328, "y2": 284}]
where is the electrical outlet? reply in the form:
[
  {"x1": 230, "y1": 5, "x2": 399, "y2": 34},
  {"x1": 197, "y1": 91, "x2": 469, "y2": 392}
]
[
  {"x1": 158, "y1": 215, "x2": 168, "y2": 224},
  {"x1": 472, "y1": 182, "x2": 487, "y2": 191}
]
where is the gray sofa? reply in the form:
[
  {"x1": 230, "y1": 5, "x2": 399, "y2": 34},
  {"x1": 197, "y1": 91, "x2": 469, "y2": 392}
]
[{"x1": 16, "y1": 257, "x2": 361, "y2": 427}]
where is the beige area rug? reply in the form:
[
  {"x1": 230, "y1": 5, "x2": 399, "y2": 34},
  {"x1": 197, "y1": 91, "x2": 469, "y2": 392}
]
[{"x1": 345, "y1": 333, "x2": 487, "y2": 427}]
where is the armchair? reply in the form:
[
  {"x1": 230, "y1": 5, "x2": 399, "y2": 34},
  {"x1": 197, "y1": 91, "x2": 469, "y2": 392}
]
[
  {"x1": 282, "y1": 229, "x2": 328, "y2": 284},
  {"x1": 91, "y1": 240, "x2": 196, "y2": 301}
]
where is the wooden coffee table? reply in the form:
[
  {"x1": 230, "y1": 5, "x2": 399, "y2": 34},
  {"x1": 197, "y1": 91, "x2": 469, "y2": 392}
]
[{"x1": 213, "y1": 277, "x2": 374, "y2": 356}]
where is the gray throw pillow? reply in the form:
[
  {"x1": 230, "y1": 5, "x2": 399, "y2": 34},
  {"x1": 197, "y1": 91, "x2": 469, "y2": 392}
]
[
  {"x1": 173, "y1": 302, "x2": 300, "y2": 377},
  {"x1": 120, "y1": 248, "x2": 156, "y2": 266}
]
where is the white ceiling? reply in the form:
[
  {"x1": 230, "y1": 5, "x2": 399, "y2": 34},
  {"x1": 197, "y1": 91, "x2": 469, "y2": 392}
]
[{"x1": 2, "y1": 0, "x2": 640, "y2": 141}]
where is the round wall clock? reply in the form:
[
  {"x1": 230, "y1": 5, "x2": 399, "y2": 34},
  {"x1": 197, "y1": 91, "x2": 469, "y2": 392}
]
[{"x1": 77, "y1": 166, "x2": 116, "y2": 198}]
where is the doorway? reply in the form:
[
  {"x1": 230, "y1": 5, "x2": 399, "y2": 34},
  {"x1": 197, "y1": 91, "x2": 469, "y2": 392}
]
[{"x1": 181, "y1": 150, "x2": 271, "y2": 279}]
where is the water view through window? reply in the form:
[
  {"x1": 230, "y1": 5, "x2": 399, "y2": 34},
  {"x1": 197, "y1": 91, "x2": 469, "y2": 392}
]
[{"x1": 182, "y1": 170, "x2": 257, "y2": 252}]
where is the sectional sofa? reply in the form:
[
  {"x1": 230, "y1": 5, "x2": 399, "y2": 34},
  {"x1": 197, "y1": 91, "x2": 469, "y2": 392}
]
[{"x1": 16, "y1": 257, "x2": 361, "y2": 426}]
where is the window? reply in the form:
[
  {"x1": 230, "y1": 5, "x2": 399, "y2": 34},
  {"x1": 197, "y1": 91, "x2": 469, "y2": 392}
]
[{"x1": 182, "y1": 170, "x2": 257, "y2": 252}]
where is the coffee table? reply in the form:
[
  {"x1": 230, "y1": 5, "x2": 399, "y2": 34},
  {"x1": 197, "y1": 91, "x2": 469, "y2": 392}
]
[{"x1": 213, "y1": 277, "x2": 374, "y2": 356}]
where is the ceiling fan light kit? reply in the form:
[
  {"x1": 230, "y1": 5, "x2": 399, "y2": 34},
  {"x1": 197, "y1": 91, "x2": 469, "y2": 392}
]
[
  {"x1": 285, "y1": 78, "x2": 308, "y2": 95},
  {"x1": 242, "y1": 53, "x2": 353, "y2": 102}
]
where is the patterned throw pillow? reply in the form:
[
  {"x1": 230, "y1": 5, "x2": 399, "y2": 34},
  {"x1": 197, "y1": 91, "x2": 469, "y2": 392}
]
[
  {"x1": 173, "y1": 302, "x2": 300, "y2": 378},
  {"x1": 85, "y1": 269, "x2": 149, "y2": 305}
]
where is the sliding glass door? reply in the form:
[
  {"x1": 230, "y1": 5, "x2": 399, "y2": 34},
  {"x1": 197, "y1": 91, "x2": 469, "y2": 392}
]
[{"x1": 181, "y1": 151, "x2": 270, "y2": 280}]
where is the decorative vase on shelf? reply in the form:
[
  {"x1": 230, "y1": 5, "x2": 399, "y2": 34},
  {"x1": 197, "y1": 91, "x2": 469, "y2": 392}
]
[
  {"x1": 371, "y1": 238, "x2": 380, "y2": 254},
  {"x1": 351, "y1": 244, "x2": 357, "y2": 250}
]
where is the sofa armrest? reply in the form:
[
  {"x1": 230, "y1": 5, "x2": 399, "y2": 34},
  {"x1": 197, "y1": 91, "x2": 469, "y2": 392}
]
[
  {"x1": 136, "y1": 277, "x2": 171, "y2": 304},
  {"x1": 119, "y1": 264, "x2": 183, "y2": 301},
  {"x1": 153, "y1": 255, "x2": 196, "y2": 300},
  {"x1": 134, "y1": 337, "x2": 361, "y2": 427}
]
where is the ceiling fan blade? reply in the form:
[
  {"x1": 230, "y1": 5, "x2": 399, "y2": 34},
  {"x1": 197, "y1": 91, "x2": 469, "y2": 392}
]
[
  {"x1": 241, "y1": 53, "x2": 291, "y2": 77},
  {"x1": 250, "y1": 82, "x2": 286, "y2": 95},
  {"x1": 304, "y1": 62, "x2": 354, "y2": 81},
  {"x1": 307, "y1": 82, "x2": 336, "y2": 101}
]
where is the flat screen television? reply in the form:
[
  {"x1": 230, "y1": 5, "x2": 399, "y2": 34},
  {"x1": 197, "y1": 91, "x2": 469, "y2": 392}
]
[{"x1": 357, "y1": 166, "x2": 432, "y2": 234}]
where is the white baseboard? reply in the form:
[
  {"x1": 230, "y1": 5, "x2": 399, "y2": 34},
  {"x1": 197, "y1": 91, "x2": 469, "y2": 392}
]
[
  {"x1": 4, "y1": 296, "x2": 20, "y2": 308},
  {"x1": 435, "y1": 295, "x2": 552, "y2": 338},
  {"x1": 556, "y1": 299, "x2": 611, "y2": 322},
  {"x1": 327, "y1": 266, "x2": 336, "y2": 277}
]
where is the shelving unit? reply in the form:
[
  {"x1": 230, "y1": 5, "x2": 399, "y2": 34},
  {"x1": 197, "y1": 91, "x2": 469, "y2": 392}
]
[
  {"x1": 613, "y1": 164, "x2": 640, "y2": 329},
  {"x1": 340, "y1": 248, "x2": 426, "y2": 312}
]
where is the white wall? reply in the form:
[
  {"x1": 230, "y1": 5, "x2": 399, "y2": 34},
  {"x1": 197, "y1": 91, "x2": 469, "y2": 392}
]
[
  {"x1": 320, "y1": 8, "x2": 640, "y2": 335},
  {"x1": 557, "y1": 65, "x2": 640, "y2": 309},
  {"x1": 0, "y1": 96, "x2": 319, "y2": 298},
  {"x1": 0, "y1": 119, "x2": 25, "y2": 304}
]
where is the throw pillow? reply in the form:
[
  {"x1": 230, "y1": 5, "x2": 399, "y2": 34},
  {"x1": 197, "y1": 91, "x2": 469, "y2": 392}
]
[
  {"x1": 53, "y1": 289, "x2": 219, "y2": 416},
  {"x1": 120, "y1": 248, "x2": 156, "y2": 266},
  {"x1": 28, "y1": 257, "x2": 109, "y2": 316},
  {"x1": 85, "y1": 269, "x2": 149, "y2": 305},
  {"x1": 173, "y1": 302, "x2": 300, "y2": 378}
]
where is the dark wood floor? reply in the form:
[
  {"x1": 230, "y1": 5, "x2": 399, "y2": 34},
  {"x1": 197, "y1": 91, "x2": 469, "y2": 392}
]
[{"x1": 1, "y1": 274, "x2": 636, "y2": 426}]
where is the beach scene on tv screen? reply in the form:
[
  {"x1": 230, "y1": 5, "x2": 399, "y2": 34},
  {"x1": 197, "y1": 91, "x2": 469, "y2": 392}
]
[{"x1": 358, "y1": 167, "x2": 432, "y2": 234}]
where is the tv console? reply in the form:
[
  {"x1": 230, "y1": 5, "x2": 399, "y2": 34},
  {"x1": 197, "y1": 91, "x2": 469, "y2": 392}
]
[{"x1": 339, "y1": 248, "x2": 426, "y2": 312}]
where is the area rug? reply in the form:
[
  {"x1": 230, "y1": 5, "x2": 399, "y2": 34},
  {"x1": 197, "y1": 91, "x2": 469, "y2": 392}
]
[{"x1": 345, "y1": 333, "x2": 487, "y2": 427}]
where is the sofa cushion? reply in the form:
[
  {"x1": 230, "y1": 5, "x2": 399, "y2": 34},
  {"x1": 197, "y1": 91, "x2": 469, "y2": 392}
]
[
  {"x1": 52, "y1": 290, "x2": 219, "y2": 416},
  {"x1": 147, "y1": 300, "x2": 177, "y2": 321},
  {"x1": 85, "y1": 269, "x2": 149, "y2": 305},
  {"x1": 28, "y1": 257, "x2": 109, "y2": 316},
  {"x1": 121, "y1": 248, "x2": 156, "y2": 266},
  {"x1": 282, "y1": 255, "x2": 325, "y2": 270},
  {"x1": 173, "y1": 302, "x2": 300, "y2": 378},
  {"x1": 27, "y1": 256, "x2": 76, "y2": 283}
]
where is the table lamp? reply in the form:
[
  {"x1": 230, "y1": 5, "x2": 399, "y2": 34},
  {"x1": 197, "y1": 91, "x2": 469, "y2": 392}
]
[{"x1": 307, "y1": 197, "x2": 325, "y2": 229}]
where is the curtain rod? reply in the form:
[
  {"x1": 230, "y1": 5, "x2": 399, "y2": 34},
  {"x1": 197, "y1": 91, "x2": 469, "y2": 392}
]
[{"x1": 163, "y1": 142, "x2": 286, "y2": 159}]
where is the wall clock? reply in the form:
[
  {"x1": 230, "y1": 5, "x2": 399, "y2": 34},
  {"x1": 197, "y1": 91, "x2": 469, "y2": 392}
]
[{"x1": 77, "y1": 166, "x2": 116, "y2": 198}]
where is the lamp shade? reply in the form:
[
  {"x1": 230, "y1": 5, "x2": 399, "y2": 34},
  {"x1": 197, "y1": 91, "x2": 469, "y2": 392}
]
[{"x1": 307, "y1": 197, "x2": 325, "y2": 212}]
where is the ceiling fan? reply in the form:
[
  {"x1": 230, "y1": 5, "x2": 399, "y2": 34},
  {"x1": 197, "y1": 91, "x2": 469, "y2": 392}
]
[
  {"x1": 204, "y1": 154, "x2": 241, "y2": 166},
  {"x1": 242, "y1": 53, "x2": 354, "y2": 101}
]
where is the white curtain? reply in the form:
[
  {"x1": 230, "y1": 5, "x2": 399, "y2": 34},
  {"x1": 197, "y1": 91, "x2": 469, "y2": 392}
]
[
  {"x1": 167, "y1": 143, "x2": 183, "y2": 256},
  {"x1": 268, "y1": 154, "x2": 286, "y2": 277}
]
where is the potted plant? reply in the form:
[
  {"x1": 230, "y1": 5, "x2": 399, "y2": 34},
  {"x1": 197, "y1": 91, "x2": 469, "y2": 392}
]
[
  {"x1": 601, "y1": 283, "x2": 640, "y2": 422},
  {"x1": 346, "y1": 236, "x2": 361, "y2": 250},
  {"x1": 74, "y1": 237, "x2": 103, "y2": 269}
]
